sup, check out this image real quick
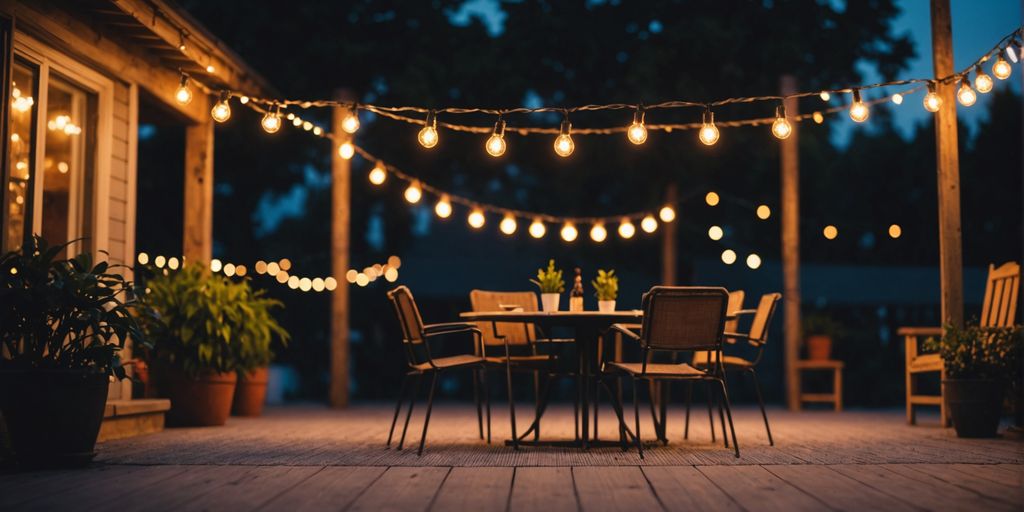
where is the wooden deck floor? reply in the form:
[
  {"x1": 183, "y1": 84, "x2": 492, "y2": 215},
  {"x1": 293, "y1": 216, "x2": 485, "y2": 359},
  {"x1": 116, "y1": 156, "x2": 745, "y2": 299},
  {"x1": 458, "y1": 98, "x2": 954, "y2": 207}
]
[{"x1": 1, "y1": 404, "x2": 1021, "y2": 511}]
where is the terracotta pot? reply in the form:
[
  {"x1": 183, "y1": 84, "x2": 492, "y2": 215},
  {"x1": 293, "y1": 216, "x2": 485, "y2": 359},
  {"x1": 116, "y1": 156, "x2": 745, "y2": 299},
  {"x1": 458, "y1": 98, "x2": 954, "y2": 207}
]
[
  {"x1": 0, "y1": 369, "x2": 109, "y2": 468},
  {"x1": 805, "y1": 335, "x2": 832, "y2": 361},
  {"x1": 162, "y1": 368, "x2": 237, "y2": 427},
  {"x1": 943, "y1": 379, "x2": 1005, "y2": 438},
  {"x1": 232, "y1": 367, "x2": 270, "y2": 417}
]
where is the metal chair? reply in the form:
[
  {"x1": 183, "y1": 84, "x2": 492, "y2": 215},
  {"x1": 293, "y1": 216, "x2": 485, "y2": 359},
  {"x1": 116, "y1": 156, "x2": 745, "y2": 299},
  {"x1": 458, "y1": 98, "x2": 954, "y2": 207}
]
[
  {"x1": 385, "y1": 286, "x2": 510, "y2": 456},
  {"x1": 602, "y1": 286, "x2": 738, "y2": 459}
]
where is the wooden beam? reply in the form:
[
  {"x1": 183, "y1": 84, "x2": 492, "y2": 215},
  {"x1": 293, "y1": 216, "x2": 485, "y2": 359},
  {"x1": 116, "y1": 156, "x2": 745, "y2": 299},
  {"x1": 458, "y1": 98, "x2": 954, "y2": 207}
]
[
  {"x1": 661, "y1": 183, "x2": 678, "y2": 285},
  {"x1": 183, "y1": 107, "x2": 214, "y2": 263},
  {"x1": 779, "y1": 75, "x2": 802, "y2": 411},
  {"x1": 330, "y1": 90, "x2": 354, "y2": 408},
  {"x1": 930, "y1": 0, "x2": 964, "y2": 328}
]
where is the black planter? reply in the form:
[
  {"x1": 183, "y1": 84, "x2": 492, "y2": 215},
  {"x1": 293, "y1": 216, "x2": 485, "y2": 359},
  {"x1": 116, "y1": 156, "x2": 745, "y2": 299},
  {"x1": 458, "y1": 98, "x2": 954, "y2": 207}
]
[
  {"x1": 0, "y1": 369, "x2": 109, "y2": 468},
  {"x1": 943, "y1": 378, "x2": 1005, "y2": 438}
]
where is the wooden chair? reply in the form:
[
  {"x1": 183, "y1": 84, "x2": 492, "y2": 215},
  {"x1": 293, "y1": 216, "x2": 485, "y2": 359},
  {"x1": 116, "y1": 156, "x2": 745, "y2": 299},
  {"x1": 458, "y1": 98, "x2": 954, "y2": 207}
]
[{"x1": 900, "y1": 261, "x2": 1020, "y2": 425}]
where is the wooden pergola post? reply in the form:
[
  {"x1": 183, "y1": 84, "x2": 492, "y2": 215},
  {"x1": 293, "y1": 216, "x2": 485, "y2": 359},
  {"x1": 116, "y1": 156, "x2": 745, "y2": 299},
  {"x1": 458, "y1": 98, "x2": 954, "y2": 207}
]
[
  {"x1": 930, "y1": 0, "x2": 964, "y2": 328},
  {"x1": 329, "y1": 90, "x2": 354, "y2": 408},
  {"x1": 661, "y1": 183, "x2": 678, "y2": 285},
  {"x1": 779, "y1": 75, "x2": 802, "y2": 411},
  {"x1": 183, "y1": 105, "x2": 214, "y2": 264}
]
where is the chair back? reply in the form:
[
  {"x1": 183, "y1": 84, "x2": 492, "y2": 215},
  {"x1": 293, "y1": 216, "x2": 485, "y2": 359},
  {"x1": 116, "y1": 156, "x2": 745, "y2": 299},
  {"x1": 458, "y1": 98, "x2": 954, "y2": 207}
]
[
  {"x1": 469, "y1": 290, "x2": 537, "y2": 346},
  {"x1": 386, "y1": 286, "x2": 425, "y2": 345},
  {"x1": 723, "y1": 290, "x2": 745, "y2": 334},
  {"x1": 980, "y1": 262, "x2": 1020, "y2": 328},
  {"x1": 640, "y1": 286, "x2": 729, "y2": 351},
  {"x1": 747, "y1": 293, "x2": 782, "y2": 345}
]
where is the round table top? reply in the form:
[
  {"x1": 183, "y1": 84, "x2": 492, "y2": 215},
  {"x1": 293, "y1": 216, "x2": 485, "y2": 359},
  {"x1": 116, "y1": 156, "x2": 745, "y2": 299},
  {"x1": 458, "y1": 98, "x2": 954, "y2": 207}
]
[{"x1": 459, "y1": 310, "x2": 643, "y2": 323}]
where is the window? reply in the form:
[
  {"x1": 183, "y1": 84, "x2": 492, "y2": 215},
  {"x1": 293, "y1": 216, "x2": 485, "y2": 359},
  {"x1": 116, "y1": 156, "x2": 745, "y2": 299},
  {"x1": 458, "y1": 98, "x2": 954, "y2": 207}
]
[{"x1": 4, "y1": 61, "x2": 35, "y2": 252}]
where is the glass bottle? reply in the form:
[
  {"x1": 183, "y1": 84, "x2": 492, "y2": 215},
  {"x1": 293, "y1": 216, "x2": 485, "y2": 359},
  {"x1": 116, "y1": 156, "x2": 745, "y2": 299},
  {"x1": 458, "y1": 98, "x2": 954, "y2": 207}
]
[{"x1": 569, "y1": 267, "x2": 584, "y2": 312}]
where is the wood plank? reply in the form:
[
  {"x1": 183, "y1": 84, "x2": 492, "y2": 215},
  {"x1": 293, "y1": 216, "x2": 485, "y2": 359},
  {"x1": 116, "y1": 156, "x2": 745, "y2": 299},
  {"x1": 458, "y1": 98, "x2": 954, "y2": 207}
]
[
  {"x1": 432, "y1": 467, "x2": 512, "y2": 511},
  {"x1": 183, "y1": 119, "x2": 214, "y2": 263},
  {"x1": 175, "y1": 465, "x2": 321, "y2": 510},
  {"x1": 909, "y1": 464, "x2": 1023, "y2": 505},
  {"x1": 642, "y1": 466, "x2": 742, "y2": 511},
  {"x1": 0, "y1": 465, "x2": 145, "y2": 508},
  {"x1": 949, "y1": 464, "x2": 1024, "y2": 490},
  {"x1": 882, "y1": 464, "x2": 1017, "y2": 510},
  {"x1": 696, "y1": 465, "x2": 824, "y2": 512},
  {"x1": 765, "y1": 465, "x2": 916, "y2": 512},
  {"x1": 260, "y1": 466, "x2": 386, "y2": 511},
  {"x1": 348, "y1": 467, "x2": 450, "y2": 512},
  {"x1": 17, "y1": 465, "x2": 186, "y2": 510},
  {"x1": 779, "y1": 73, "x2": 801, "y2": 411},
  {"x1": 329, "y1": 93, "x2": 353, "y2": 408},
  {"x1": 108, "y1": 465, "x2": 252, "y2": 510},
  {"x1": 831, "y1": 464, "x2": 1009, "y2": 512},
  {"x1": 573, "y1": 466, "x2": 662, "y2": 512},
  {"x1": 508, "y1": 466, "x2": 577, "y2": 512}
]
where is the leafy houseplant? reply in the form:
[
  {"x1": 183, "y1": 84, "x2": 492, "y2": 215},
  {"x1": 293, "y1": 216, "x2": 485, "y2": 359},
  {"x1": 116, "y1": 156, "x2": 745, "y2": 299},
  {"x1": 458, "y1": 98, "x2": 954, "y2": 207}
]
[
  {"x1": 138, "y1": 264, "x2": 288, "y2": 426},
  {"x1": 0, "y1": 237, "x2": 143, "y2": 467},
  {"x1": 592, "y1": 269, "x2": 618, "y2": 312},
  {"x1": 530, "y1": 259, "x2": 565, "y2": 312},
  {"x1": 802, "y1": 313, "x2": 843, "y2": 361},
  {"x1": 925, "y1": 323, "x2": 1023, "y2": 438}
]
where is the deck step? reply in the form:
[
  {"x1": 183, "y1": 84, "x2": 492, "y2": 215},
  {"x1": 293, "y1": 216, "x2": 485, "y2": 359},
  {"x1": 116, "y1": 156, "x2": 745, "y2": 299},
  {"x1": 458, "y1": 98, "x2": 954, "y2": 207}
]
[{"x1": 98, "y1": 399, "x2": 170, "y2": 442}]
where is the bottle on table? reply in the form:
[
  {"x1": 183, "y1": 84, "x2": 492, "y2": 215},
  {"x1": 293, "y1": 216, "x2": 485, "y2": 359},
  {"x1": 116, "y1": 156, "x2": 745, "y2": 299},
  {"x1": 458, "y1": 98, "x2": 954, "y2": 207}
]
[{"x1": 569, "y1": 267, "x2": 584, "y2": 312}]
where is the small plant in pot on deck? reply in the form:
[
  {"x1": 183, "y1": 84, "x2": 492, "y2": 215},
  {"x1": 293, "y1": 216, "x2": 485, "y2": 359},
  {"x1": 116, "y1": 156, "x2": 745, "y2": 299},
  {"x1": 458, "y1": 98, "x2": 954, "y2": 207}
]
[
  {"x1": 530, "y1": 259, "x2": 565, "y2": 312},
  {"x1": 592, "y1": 269, "x2": 618, "y2": 312},
  {"x1": 925, "y1": 323, "x2": 1022, "y2": 438},
  {"x1": 0, "y1": 237, "x2": 143, "y2": 467},
  {"x1": 802, "y1": 313, "x2": 843, "y2": 361}
]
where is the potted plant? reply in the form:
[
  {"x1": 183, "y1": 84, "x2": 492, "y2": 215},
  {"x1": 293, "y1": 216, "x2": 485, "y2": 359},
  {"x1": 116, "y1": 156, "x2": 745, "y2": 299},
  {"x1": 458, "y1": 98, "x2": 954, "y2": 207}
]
[
  {"x1": 0, "y1": 237, "x2": 142, "y2": 467},
  {"x1": 592, "y1": 269, "x2": 618, "y2": 312},
  {"x1": 926, "y1": 324, "x2": 1022, "y2": 438},
  {"x1": 530, "y1": 259, "x2": 564, "y2": 312},
  {"x1": 802, "y1": 313, "x2": 843, "y2": 360},
  {"x1": 231, "y1": 285, "x2": 288, "y2": 417}
]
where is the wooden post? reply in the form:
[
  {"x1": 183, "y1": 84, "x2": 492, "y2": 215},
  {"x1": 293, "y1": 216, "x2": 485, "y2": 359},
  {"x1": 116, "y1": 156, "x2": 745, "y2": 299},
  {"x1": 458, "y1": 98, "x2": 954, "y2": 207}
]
[
  {"x1": 330, "y1": 90, "x2": 354, "y2": 408},
  {"x1": 661, "y1": 183, "x2": 678, "y2": 285},
  {"x1": 930, "y1": 0, "x2": 964, "y2": 329},
  {"x1": 183, "y1": 108, "x2": 214, "y2": 264},
  {"x1": 779, "y1": 75, "x2": 802, "y2": 411}
]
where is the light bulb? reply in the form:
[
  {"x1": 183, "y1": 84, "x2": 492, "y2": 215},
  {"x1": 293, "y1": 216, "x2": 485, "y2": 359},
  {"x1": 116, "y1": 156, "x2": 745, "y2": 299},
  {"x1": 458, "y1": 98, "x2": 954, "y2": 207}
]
[
  {"x1": 499, "y1": 214, "x2": 517, "y2": 235},
  {"x1": 957, "y1": 80, "x2": 976, "y2": 107},
  {"x1": 975, "y1": 66, "x2": 994, "y2": 93},
  {"x1": 891, "y1": 93, "x2": 904, "y2": 105},
  {"x1": 618, "y1": 218, "x2": 636, "y2": 239},
  {"x1": 771, "y1": 105, "x2": 792, "y2": 140},
  {"x1": 813, "y1": 111, "x2": 824, "y2": 124},
  {"x1": 341, "y1": 111, "x2": 360, "y2": 134},
  {"x1": 823, "y1": 225, "x2": 838, "y2": 240},
  {"x1": 888, "y1": 224, "x2": 902, "y2": 239},
  {"x1": 418, "y1": 112, "x2": 438, "y2": 148},
  {"x1": 486, "y1": 119, "x2": 506, "y2": 157},
  {"x1": 849, "y1": 90, "x2": 869, "y2": 123},
  {"x1": 239, "y1": 96, "x2": 249, "y2": 104},
  {"x1": 434, "y1": 196, "x2": 452, "y2": 218},
  {"x1": 554, "y1": 118, "x2": 574, "y2": 157},
  {"x1": 705, "y1": 191, "x2": 720, "y2": 206},
  {"x1": 819, "y1": 91, "x2": 831, "y2": 101},
  {"x1": 206, "y1": 65, "x2": 216, "y2": 74},
  {"x1": 659, "y1": 205, "x2": 676, "y2": 223},
  {"x1": 211, "y1": 93, "x2": 231, "y2": 122},
  {"x1": 404, "y1": 182, "x2": 422, "y2": 204},
  {"x1": 468, "y1": 209, "x2": 486, "y2": 229},
  {"x1": 368, "y1": 163, "x2": 387, "y2": 185},
  {"x1": 746, "y1": 254, "x2": 762, "y2": 270},
  {"x1": 756, "y1": 205, "x2": 771, "y2": 220},
  {"x1": 261, "y1": 107, "x2": 282, "y2": 133},
  {"x1": 708, "y1": 225, "x2": 724, "y2": 241},
  {"x1": 993, "y1": 56, "x2": 1012, "y2": 80},
  {"x1": 699, "y1": 110, "x2": 719, "y2": 146},
  {"x1": 174, "y1": 76, "x2": 192, "y2": 105},
  {"x1": 627, "y1": 109, "x2": 647, "y2": 145},
  {"x1": 338, "y1": 141, "x2": 355, "y2": 160},
  {"x1": 640, "y1": 215, "x2": 658, "y2": 233},
  {"x1": 589, "y1": 223, "x2": 608, "y2": 243},
  {"x1": 721, "y1": 249, "x2": 737, "y2": 265},
  {"x1": 529, "y1": 218, "x2": 546, "y2": 238},
  {"x1": 560, "y1": 222, "x2": 578, "y2": 242},
  {"x1": 923, "y1": 83, "x2": 942, "y2": 113}
]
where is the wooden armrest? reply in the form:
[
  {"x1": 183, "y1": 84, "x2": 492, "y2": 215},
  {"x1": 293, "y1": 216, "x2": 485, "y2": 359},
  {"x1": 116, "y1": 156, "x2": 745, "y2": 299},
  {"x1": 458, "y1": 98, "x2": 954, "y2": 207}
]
[
  {"x1": 732, "y1": 309, "x2": 758, "y2": 316},
  {"x1": 609, "y1": 323, "x2": 642, "y2": 342},
  {"x1": 897, "y1": 326, "x2": 943, "y2": 337},
  {"x1": 423, "y1": 322, "x2": 480, "y2": 336}
]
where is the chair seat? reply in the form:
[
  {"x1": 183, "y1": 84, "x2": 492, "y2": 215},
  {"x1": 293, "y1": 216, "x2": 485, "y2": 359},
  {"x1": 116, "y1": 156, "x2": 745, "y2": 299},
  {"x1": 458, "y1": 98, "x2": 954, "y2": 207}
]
[
  {"x1": 484, "y1": 354, "x2": 554, "y2": 365},
  {"x1": 412, "y1": 354, "x2": 484, "y2": 371},
  {"x1": 694, "y1": 355, "x2": 754, "y2": 369},
  {"x1": 605, "y1": 361, "x2": 707, "y2": 378}
]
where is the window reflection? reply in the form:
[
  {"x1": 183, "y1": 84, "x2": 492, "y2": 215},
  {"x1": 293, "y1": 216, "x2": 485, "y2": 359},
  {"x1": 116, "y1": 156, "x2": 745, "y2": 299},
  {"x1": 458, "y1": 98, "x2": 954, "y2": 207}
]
[
  {"x1": 41, "y1": 73, "x2": 94, "y2": 254},
  {"x1": 5, "y1": 62, "x2": 35, "y2": 252}
]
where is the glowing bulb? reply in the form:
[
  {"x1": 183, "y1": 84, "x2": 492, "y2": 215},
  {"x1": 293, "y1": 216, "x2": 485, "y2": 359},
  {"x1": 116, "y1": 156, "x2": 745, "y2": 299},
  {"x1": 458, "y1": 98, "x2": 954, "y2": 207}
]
[
  {"x1": 888, "y1": 224, "x2": 902, "y2": 239},
  {"x1": 299, "y1": 277, "x2": 312, "y2": 292},
  {"x1": 239, "y1": 96, "x2": 249, "y2": 105},
  {"x1": 560, "y1": 222, "x2": 578, "y2": 242},
  {"x1": 708, "y1": 225, "x2": 724, "y2": 241},
  {"x1": 627, "y1": 109, "x2": 647, "y2": 145},
  {"x1": 699, "y1": 110, "x2": 719, "y2": 146},
  {"x1": 267, "y1": 262, "x2": 280, "y2": 276},
  {"x1": 312, "y1": 278, "x2": 325, "y2": 292},
  {"x1": 174, "y1": 76, "x2": 192, "y2": 105},
  {"x1": 820, "y1": 91, "x2": 831, "y2": 101},
  {"x1": 849, "y1": 90, "x2": 869, "y2": 123},
  {"x1": 210, "y1": 259, "x2": 221, "y2": 272},
  {"x1": 324, "y1": 277, "x2": 338, "y2": 291},
  {"x1": 486, "y1": 119, "x2": 506, "y2": 157},
  {"x1": 975, "y1": 67, "x2": 994, "y2": 93},
  {"x1": 721, "y1": 249, "x2": 737, "y2": 265},
  {"x1": 640, "y1": 215, "x2": 658, "y2": 233},
  {"x1": 418, "y1": 112, "x2": 438, "y2": 148},
  {"x1": 167, "y1": 257, "x2": 180, "y2": 270},
  {"x1": 993, "y1": 56, "x2": 1012, "y2": 80},
  {"x1": 589, "y1": 223, "x2": 607, "y2": 243},
  {"x1": 261, "y1": 107, "x2": 282, "y2": 134},
  {"x1": 434, "y1": 196, "x2": 452, "y2": 218},
  {"x1": 468, "y1": 209, "x2": 486, "y2": 229},
  {"x1": 823, "y1": 225, "x2": 838, "y2": 240},
  {"x1": 339, "y1": 141, "x2": 355, "y2": 160},
  {"x1": 554, "y1": 118, "x2": 574, "y2": 157},
  {"x1": 341, "y1": 111, "x2": 360, "y2": 134},
  {"x1": 137, "y1": 252, "x2": 149, "y2": 265},
  {"x1": 255, "y1": 261, "x2": 267, "y2": 274},
  {"x1": 499, "y1": 214, "x2": 517, "y2": 235},
  {"x1": 771, "y1": 105, "x2": 792, "y2": 140},
  {"x1": 756, "y1": 205, "x2": 771, "y2": 220},
  {"x1": 368, "y1": 163, "x2": 387, "y2": 185},
  {"x1": 923, "y1": 83, "x2": 942, "y2": 113},
  {"x1": 813, "y1": 111, "x2": 824, "y2": 124},
  {"x1": 404, "y1": 182, "x2": 422, "y2": 204},
  {"x1": 957, "y1": 80, "x2": 976, "y2": 107},
  {"x1": 289, "y1": 275, "x2": 302, "y2": 289},
  {"x1": 211, "y1": 93, "x2": 231, "y2": 123},
  {"x1": 529, "y1": 219, "x2": 546, "y2": 238},
  {"x1": 746, "y1": 254, "x2": 762, "y2": 270},
  {"x1": 618, "y1": 218, "x2": 636, "y2": 239},
  {"x1": 891, "y1": 93, "x2": 904, "y2": 105},
  {"x1": 224, "y1": 263, "x2": 236, "y2": 277},
  {"x1": 206, "y1": 65, "x2": 216, "y2": 74},
  {"x1": 235, "y1": 265, "x2": 247, "y2": 277},
  {"x1": 705, "y1": 192, "x2": 720, "y2": 206},
  {"x1": 345, "y1": 269, "x2": 358, "y2": 283},
  {"x1": 659, "y1": 205, "x2": 676, "y2": 223}
]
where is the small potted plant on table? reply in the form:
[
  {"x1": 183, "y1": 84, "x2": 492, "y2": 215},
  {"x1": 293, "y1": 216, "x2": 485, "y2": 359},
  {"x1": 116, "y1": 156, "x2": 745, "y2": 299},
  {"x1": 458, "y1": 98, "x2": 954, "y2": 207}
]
[
  {"x1": 592, "y1": 269, "x2": 618, "y2": 312},
  {"x1": 530, "y1": 259, "x2": 565, "y2": 312},
  {"x1": 802, "y1": 313, "x2": 843, "y2": 361},
  {"x1": 926, "y1": 323, "x2": 1022, "y2": 438},
  {"x1": 0, "y1": 237, "x2": 142, "y2": 467}
]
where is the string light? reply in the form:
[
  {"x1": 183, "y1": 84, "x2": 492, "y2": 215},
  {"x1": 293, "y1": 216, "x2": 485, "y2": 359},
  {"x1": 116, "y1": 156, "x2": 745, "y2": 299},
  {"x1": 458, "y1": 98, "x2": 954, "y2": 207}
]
[
  {"x1": 746, "y1": 254, "x2": 762, "y2": 270},
  {"x1": 957, "y1": 79, "x2": 976, "y2": 107},
  {"x1": 756, "y1": 205, "x2": 771, "y2": 219},
  {"x1": 174, "y1": 75, "x2": 192, "y2": 105},
  {"x1": 434, "y1": 195, "x2": 453, "y2": 218},
  {"x1": 618, "y1": 218, "x2": 636, "y2": 239},
  {"x1": 640, "y1": 215, "x2": 658, "y2": 233},
  {"x1": 823, "y1": 225, "x2": 838, "y2": 240},
  {"x1": 418, "y1": 111, "x2": 439, "y2": 148},
  {"x1": 529, "y1": 218, "x2": 546, "y2": 238},
  {"x1": 239, "y1": 96, "x2": 250, "y2": 105},
  {"x1": 137, "y1": 252, "x2": 150, "y2": 265},
  {"x1": 974, "y1": 65, "x2": 994, "y2": 93},
  {"x1": 923, "y1": 82, "x2": 942, "y2": 113},
  {"x1": 167, "y1": 257, "x2": 180, "y2": 270},
  {"x1": 554, "y1": 112, "x2": 574, "y2": 157},
  {"x1": 211, "y1": 91, "x2": 231, "y2": 123},
  {"x1": 1008, "y1": 41, "x2": 1021, "y2": 64},
  {"x1": 560, "y1": 222, "x2": 578, "y2": 242},
  {"x1": 468, "y1": 209, "x2": 486, "y2": 229},
  {"x1": 486, "y1": 118, "x2": 507, "y2": 157},
  {"x1": 627, "y1": 107, "x2": 647, "y2": 145},
  {"x1": 368, "y1": 162, "x2": 387, "y2": 185},
  {"x1": 590, "y1": 223, "x2": 608, "y2": 243},
  {"x1": 339, "y1": 141, "x2": 355, "y2": 160},
  {"x1": 891, "y1": 93, "x2": 904, "y2": 105},
  {"x1": 224, "y1": 263, "x2": 236, "y2": 277},
  {"x1": 499, "y1": 213, "x2": 517, "y2": 234},
  {"x1": 698, "y1": 108, "x2": 719, "y2": 146},
  {"x1": 325, "y1": 277, "x2": 338, "y2": 291},
  {"x1": 812, "y1": 111, "x2": 824, "y2": 123},
  {"x1": 819, "y1": 91, "x2": 830, "y2": 101},
  {"x1": 849, "y1": 89, "x2": 869, "y2": 123},
  {"x1": 705, "y1": 191, "x2": 720, "y2": 206},
  {"x1": 404, "y1": 181, "x2": 423, "y2": 204},
  {"x1": 659, "y1": 205, "x2": 676, "y2": 223},
  {"x1": 261, "y1": 104, "x2": 282, "y2": 133},
  {"x1": 992, "y1": 55, "x2": 1012, "y2": 80},
  {"x1": 206, "y1": 65, "x2": 216, "y2": 74},
  {"x1": 342, "y1": 107, "x2": 360, "y2": 134},
  {"x1": 888, "y1": 224, "x2": 902, "y2": 239},
  {"x1": 721, "y1": 249, "x2": 737, "y2": 265},
  {"x1": 771, "y1": 105, "x2": 792, "y2": 140},
  {"x1": 708, "y1": 225, "x2": 724, "y2": 241}
]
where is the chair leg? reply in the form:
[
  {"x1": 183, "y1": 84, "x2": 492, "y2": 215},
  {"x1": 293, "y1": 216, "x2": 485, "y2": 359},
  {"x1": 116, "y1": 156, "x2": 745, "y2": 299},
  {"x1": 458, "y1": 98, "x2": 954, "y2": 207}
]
[
  {"x1": 506, "y1": 362, "x2": 519, "y2": 450},
  {"x1": 706, "y1": 382, "x2": 716, "y2": 443},
  {"x1": 416, "y1": 372, "x2": 439, "y2": 456},
  {"x1": 387, "y1": 373, "x2": 410, "y2": 448},
  {"x1": 749, "y1": 369, "x2": 774, "y2": 446},
  {"x1": 633, "y1": 377, "x2": 644, "y2": 459},
  {"x1": 482, "y1": 368, "x2": 492, "y2": 444},
  {"x1": 473, "y1": 369, "x2": 484, "y2": 440},
  {"x1": 684, "y1": 381, "x2": 693, "y2": 440},
  {"x1": 716, "y1": 378, "x2": 740, "y2": 458},
  {"x1": 594, "y1": 378, "x2": 600, "y2": 440},
  {"x1": 716, "y1": 380, "x2": 729, "y2": 448},
  {"x1": 397, "y1": 374, "x2": 422, "y2": 450},
  {"x1": 533, "y1": 370, "x2": 541, "y2": 441}
]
